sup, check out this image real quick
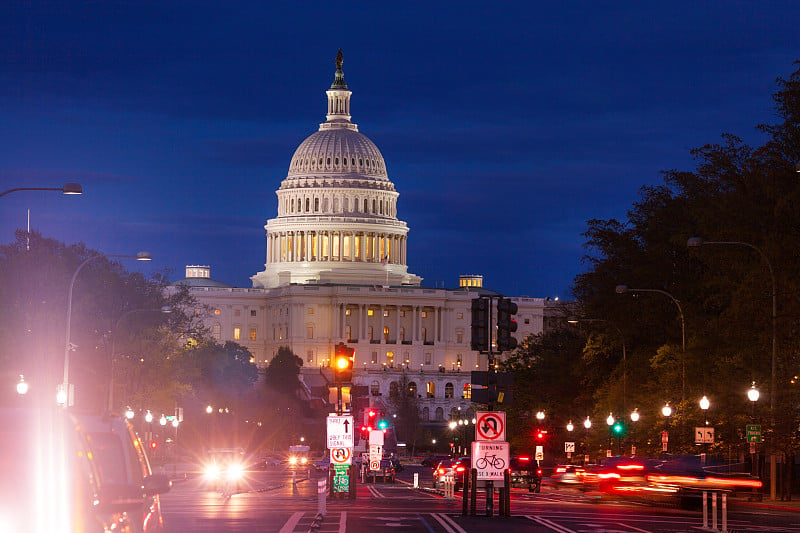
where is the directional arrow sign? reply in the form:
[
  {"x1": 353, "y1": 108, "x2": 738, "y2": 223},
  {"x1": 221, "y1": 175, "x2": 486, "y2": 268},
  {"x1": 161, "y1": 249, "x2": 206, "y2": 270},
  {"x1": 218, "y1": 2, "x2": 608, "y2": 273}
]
[{"x1": 327, "y1": 415, "x2": 354, "y2": 448}]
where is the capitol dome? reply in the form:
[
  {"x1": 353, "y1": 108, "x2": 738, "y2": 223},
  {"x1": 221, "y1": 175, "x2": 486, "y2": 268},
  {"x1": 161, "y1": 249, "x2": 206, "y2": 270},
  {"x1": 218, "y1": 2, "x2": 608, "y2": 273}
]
[{"x1": 251, "y1": 51, "x2": 421, "y2": 289}]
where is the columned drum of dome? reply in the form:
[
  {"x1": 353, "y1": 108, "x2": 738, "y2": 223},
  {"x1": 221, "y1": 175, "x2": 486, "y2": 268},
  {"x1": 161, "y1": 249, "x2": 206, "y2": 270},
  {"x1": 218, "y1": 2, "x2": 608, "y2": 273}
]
[{"x1": 252, "y1": 51, "x2": 422, "y2": 289}]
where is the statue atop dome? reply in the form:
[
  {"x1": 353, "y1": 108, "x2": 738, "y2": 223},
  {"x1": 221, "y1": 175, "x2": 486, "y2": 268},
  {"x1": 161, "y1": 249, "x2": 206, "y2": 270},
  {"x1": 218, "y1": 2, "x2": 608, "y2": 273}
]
[{"x1": 331, "y1": 49, "x2": 348, "y2": 90}]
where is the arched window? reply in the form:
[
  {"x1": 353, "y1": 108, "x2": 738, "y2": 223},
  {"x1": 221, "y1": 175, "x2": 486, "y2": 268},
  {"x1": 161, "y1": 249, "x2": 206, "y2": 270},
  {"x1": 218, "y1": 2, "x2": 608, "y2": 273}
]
[
  {"x1": 314, "y1": 198, "x2": 319, "y2": 212},
  {"x1": 370, "y1": 381, "x2": 380, "y2": 396},
  {"x1": 212, "y1": 322, "x2": 221, "y2": 339},
  {"x1": 463, "y1": 383, "x2": 471, "y2": 399},
  {"x1": 426, "y1": 381, "x2": 435, "y2": 399},
  {"x1": 435, "y1": 407, "x2": 444, "y2": 421},
  {"x1": 445, "y1": 383, "x2": 454, "y2": 399},
  {"x1": 422, "y1": 407, "x2": 429, "y2": 421},
  {"x1": 408, "y1": 382, "x2": 417, "y2": 396},
  {"x1": 364, "y1": 199, "x2": 368, "y2": 212},
  {"x1": 450, "y1": 407, "x2": 460, "y2": 419},
  {"x1": 305, "y1": 198, "x2": 310, "y2": 211},
  {"x1": 389, "y1": 381, "x2": 399, "y2": 397}
]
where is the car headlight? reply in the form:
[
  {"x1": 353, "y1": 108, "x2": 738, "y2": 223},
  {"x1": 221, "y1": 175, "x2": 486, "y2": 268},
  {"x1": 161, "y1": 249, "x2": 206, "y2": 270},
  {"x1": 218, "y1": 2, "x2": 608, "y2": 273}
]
[
  {"x1": 204, "y1": 463, "x2": 220, "y2": 479},
  {"x1": 300, "y1": 457, "x2": 308, "y2": 465},
  {"x1": 289, "y1": 456, "x2": 298, "y2": 465},
  {"x1": 226, "y1": 463, "x2": 244, "y2": 481}
]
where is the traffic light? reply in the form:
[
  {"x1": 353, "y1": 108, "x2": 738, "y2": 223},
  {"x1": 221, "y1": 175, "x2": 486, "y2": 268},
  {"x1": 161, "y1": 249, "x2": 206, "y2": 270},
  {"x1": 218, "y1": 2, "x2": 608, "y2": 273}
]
[
  {"x1": 471, "y1": 298, "x2": 489, "y2": 352},
  {"x1": 150, "y1": 440, "x2": 158, "y2": 450},
  {"x1": 496, "y1": 297, "x2": 518, "y2": 352},
  {"x1": 333, "y1": 342, "x2": 354, "y2": 382},
  {"x1": 536, "y1": 429, "x2": 548, "y2": 440},
  {"x1": 612, "y1": 422, "x2": 624, "y2": 435},
  {"x1": 377, "y1": 411, "x2": 388, "y2": 431}
]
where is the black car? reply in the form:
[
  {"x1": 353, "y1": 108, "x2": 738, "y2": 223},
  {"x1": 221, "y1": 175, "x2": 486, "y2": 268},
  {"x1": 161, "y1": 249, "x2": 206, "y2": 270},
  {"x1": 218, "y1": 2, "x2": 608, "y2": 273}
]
[
  {"x1": 365, "y1": 458, "x2": 396, "y2": 483},
  {"x1": 432, "y1": 457, "x2": 470, "y2": 490},
  {"x1": 509, "y1": 455, "x2": 542, "y2": 492}
]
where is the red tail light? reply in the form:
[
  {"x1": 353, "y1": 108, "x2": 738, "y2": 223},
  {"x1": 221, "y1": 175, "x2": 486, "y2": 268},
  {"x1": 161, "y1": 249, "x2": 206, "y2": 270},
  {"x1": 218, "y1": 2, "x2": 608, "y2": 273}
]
[
  {"x1": 537, "y1": 469, "x2": 542, "y2": 475},
  {"x1": 455, "y1": 466, "x2": 465, "y2": 473},
  {"x1": 437, "y1": 468, "x2": 445, "y2": 475},
  {"x1": 518, "y1": 456, "x2": 530, "y2": 462}
]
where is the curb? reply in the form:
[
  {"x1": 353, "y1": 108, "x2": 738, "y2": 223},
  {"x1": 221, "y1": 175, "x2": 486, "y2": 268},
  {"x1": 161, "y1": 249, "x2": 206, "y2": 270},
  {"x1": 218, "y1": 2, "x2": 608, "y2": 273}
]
[{"x1": 729, "y1": 500, "x2": 800, "y2": 513}]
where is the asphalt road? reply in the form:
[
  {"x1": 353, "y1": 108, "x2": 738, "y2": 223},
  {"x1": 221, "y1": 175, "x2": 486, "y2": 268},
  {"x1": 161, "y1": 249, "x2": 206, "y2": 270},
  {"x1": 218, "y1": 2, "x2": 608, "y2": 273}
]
[{"x1": 159, "y1": 463, "x2": 800, "y2": 532}]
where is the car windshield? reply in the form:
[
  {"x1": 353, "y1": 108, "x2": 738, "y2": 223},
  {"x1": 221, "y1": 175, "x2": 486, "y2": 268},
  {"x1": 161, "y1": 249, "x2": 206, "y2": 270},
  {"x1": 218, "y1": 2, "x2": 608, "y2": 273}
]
[{"x1": 85, "y1": 432, "x2": 128, "y2": 485}]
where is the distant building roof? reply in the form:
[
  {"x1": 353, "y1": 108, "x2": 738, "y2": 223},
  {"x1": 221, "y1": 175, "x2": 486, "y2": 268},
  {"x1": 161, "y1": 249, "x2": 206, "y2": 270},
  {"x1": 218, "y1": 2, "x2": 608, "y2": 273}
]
[{"x1": 172, "y1": 265, "x2": 233, "y2": 288}]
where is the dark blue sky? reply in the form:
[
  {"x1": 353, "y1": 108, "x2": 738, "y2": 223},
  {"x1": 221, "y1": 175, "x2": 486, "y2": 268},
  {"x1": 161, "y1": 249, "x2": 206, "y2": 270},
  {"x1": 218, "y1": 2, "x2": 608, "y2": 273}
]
[{"x1": 1, "y1": 1, "x2": 798, "y2": 298}]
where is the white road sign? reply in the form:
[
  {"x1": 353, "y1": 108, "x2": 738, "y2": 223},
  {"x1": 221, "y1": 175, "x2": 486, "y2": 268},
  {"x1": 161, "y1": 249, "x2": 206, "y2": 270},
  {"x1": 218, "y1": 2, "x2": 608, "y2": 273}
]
[
  {"x1": 565, "y1": 442, "x2": 575, "y2": 453},
  {"x1": 369, "y1": 444, "x2": 382, "y2": 470},
  {"x1": 695, "y1": 427, "x2": 714, "y2": 444},
  {"x1": 475, "y1": 411, "x2": 506, "y2": 442},
  {"x1": 471, "y1": 441, "x2": 509, "y2": 480},
  {"x1": 327, "y1": 415, "x2": 354, "y2": 448}
]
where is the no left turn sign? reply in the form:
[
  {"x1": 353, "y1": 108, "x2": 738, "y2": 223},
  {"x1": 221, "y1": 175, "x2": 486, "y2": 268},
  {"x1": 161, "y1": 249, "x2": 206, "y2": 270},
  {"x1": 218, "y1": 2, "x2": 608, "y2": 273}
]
[{"x1": 476, "y1": 411, "x2": 506, "y2": 441}]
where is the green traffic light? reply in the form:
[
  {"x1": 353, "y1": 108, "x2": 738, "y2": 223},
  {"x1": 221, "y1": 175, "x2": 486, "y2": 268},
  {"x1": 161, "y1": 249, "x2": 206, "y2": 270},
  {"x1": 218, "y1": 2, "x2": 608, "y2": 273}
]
[
  {"x1": 613, "y1": 423, "x2": 623, "y2": 434},
  {"x1": 378, "y1": 420, "x2": 388, "y2": 430}
]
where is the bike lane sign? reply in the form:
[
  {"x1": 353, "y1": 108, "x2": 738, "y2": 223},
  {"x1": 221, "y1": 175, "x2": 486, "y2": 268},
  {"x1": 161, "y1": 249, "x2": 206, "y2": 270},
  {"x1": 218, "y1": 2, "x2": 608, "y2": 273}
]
[
  {"x1": 471, "y1": 441, "x2": 509, "y2": 480},
  {"x1": 475, "y1": 411, "x2": 506, "y2": 442}
]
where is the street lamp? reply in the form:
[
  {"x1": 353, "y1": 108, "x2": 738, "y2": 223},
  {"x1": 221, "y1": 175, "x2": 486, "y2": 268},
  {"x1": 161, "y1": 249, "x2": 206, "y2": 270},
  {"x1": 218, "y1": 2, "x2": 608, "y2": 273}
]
[
  {"x1": 536, "y1": 411, "x2": 545, "y2": 422},
  {"x1": 699, "y1": 395, "x2": 710, "y2": 425},
  {"x1": 568, "y1": 317, "x2": 627, "y2": 411},
  {"x1": 16, "y1": 375, "x2": 28, "y2": 395},
  {"x1": 0, "y1": 183, "x2": 83, "y2": 198},
  {"x1": 616, "y1": 285, "x2": 686, "y2": 402},
  {"x1": 748, "y1": 382, "x2": 759, "y2": 417},
  {"x1": 61, "y1": 251, "x2": 152, "y2": 407},
  {"x1": 566, "y1": 420, "x2": 574, "y2": 432},
  {"x1": 630, "y1": 408, "x2": 639, "y2": 455},
  {"x1": 125, "y1": 407, "x2": 135, "y2": 420},
  {"x1": 688, "y1": 237, "x2": 777, "y2": 412},
  {"x1": 108, "y1": 305, "x2": 172, "y2": 410},
  {"x1": 661, "y1": 403, "x2": 672, "y2": 453}
]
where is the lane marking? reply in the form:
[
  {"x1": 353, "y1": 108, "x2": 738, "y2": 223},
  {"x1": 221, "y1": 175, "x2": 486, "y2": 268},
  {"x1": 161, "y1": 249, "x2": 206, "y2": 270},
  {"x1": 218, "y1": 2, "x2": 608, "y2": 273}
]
[
  {"x1": 430, "y1": 513, "x2": 467, "y2": 533},
  {"x1": 278, "y1": 511, "x2": 304, "y2": 533},
  {"x1": 338, "y1": 511, "x2": 346, "y2": 533},
  {"x1": 525, "y1": 515, "x2": 576, "y2": 533}
]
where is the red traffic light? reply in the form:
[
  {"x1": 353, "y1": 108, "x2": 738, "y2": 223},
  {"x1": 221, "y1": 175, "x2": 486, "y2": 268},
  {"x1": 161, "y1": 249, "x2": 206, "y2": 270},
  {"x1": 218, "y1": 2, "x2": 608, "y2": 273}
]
[
  {"x1": 368, "y1": 410, "x2": 377, "y2": 418},
  {"x1": 150, "y1": 440, "x2": 158, "y2": 449}
]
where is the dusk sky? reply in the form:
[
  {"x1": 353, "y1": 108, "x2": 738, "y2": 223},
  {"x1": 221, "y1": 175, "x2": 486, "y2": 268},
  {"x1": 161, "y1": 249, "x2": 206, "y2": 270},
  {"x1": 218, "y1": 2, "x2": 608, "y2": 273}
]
[{"x1": 1, "y1": 2, "x2": 798, "y2": 298}]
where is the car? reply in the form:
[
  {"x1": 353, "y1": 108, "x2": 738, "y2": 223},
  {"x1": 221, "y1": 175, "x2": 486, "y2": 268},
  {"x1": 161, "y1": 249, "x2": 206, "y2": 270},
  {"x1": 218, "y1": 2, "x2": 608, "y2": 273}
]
[
  {"x1": 202, "y1": 448, "x2": 247, "y2": 493},
  {"x1": 313, "y1": 456, "x2": 331, "y2": 471},
  {"x1": 551, "y1": 464, "x2": 586, "y2": 486},
  {"x1": 365, "y1": 458, "x2": 396, "y2": 483},
  {"x1": 508, "y1": 455, "x2": 542, "y2": 492},
  {"x1": 432, "y1": 457, "x2": 470, "y2": 490},
  {"x1": 422, "y1": 454, "x2": 451, "y2": 467},
  {"x1": 64, "y1": 410, "x2": 171, "y2": 532}
]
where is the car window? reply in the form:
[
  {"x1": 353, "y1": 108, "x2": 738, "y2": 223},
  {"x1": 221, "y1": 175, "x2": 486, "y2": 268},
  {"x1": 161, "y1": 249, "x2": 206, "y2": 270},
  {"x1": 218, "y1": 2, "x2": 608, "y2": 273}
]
[{"x1": 86, "y1": 432, "x2": 128, "y2": 485}]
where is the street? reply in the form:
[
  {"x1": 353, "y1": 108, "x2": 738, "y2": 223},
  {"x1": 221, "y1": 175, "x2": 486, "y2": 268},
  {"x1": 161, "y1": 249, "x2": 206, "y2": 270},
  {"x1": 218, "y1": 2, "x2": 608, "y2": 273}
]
[{"x1": 159, "y1": 463, "x2": 800, "y2": 532}]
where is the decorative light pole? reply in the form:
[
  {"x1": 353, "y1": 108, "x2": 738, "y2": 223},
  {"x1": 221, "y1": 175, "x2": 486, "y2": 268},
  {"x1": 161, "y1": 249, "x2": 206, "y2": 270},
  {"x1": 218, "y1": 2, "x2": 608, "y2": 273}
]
[
  {"x1": 61, "y1": 251, "x2": 152, "y2": 407},
  {"x1": 16, "y1": 375, "x2": 28, "y2": 396},
  {"x1": 583, "y1": 417, "x2": 592, "y2": 464},
  {"x1": 616, "y1": 285, "x2": 686, "y2": 402},
  {"x1": 661, "y1": 403, "x2": 672, "y2": 453},
  {"x1": 630, "y1": 408, "x2": 639, "y2": 455},
  {"x1": 699, "y1": 395, "x2": 710, "y2": 425}
]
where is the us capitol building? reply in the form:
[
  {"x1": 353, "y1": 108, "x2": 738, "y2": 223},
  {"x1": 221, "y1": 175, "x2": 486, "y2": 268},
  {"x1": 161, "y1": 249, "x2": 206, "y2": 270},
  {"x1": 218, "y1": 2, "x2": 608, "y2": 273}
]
[{"x1": 172, "y1": 51, "x2": 563, "y2": 427}]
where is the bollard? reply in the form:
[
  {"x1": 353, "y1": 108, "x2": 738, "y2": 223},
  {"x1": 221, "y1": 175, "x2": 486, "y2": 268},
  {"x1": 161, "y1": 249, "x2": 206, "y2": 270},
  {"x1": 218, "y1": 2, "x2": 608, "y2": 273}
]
[
  {"x1": 712, "y1": 492, "x2": 717, "y2": 531},
  {"x1": 413, "y1": 472, "x2": 419, "y2": 488},
  {"x1": 292, "y1": 470, "x2": 298, "y2": 495},
  {"x1": 722, "y1": 492, "x2": 727, "y2": 533},
  {"x1": 702, "y1": 491, "x2": 708, "y2": 528},
  {"x1": 470, "y1": 469, "x2": 477, "y2": 516},
  {"x1": 318, "y1": 478, "x2": 327, "y2": 516},
  {"x1": 462, "y1": 468, "x2": 469, "y2": 516}
]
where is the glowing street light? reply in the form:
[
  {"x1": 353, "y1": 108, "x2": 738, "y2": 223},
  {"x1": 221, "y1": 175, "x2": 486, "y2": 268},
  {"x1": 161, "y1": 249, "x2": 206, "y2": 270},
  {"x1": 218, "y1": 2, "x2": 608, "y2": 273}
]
[{"x1": 16, "y1": 375, "x2": 28, "y2": 395}]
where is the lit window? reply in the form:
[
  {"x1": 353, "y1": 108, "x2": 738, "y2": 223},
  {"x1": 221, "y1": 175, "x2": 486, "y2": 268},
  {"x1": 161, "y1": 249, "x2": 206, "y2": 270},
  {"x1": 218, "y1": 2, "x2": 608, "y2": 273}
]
[
  {"x1": 457, "y1": 312, "x2": 463, "y2": 319},
  {"x1": 249, "y1": 328, "x2": 257, "y2": 341},
  {"x1": 383, "y1": 326, "x2": 389, "y2": 341},
  {"x1": 233, "y1": 327, "x2": 241, "y2": 341},
  {"x1": 371, "y1": 352, "x2": 378, "y2": 364},
  {"x1": 383, "y1": 310, "x2": 389, "y2": 317},
  {"x1": 463, "y1": 384, "x2": 471, "y2": 399},
  {"x1": 345, "y1": 308, "x2": 351, "y2": 316},
  {"x1": 346, "y1": 325, "x2": 352, "y2": 341},
  {"x1": 400, "y1": 310, "x2": 406, "y2": 317},
  {"x1": 307, "y1": 350, "x2": 314, "y2": 363},
  {"x1": 368, "y1": 309, "x2": 374, "y2": 317},
  {"x1": 445, "y1": 383, "x2": 454, "y2": 399},
  {"x1": 421, "y1": 311, "x2": 428, "y2": 318},
  {"x1": 307, "y1": 307, "x2": 314, "y2": 315},
  {"x1": 214, "y1": 309, "x2": 221, "y2": 316},
  {"x1": 427, "y1": 382, "x2": 435, "y2": 399}
]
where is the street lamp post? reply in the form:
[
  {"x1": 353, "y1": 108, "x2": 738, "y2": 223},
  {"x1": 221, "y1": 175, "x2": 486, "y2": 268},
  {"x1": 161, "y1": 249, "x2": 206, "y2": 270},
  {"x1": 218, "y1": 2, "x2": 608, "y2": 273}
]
[
  {"x1": 661, "y1": 403, "x2": 672, "y2": 454},
  {"x1": 568, "y1": 317, "x2": 627, "y2": 411},
  {"x1": 748, "y1": 383, "x2": 760, "y2": 478},
  {"x1": 583, "y1": 417, "x2": 592, "y2": 464},
  {"x1": 616, "y1": 285, "x2": 686, "y2": 402},
  {"x1": 0, "y1": 183, "x2": 82, "y2": 198},
  {"x1": 687, "y1": 237, "x2": 777, "y2": 412},
  {"x1": 630, "y1": 408, "x2": 639, "y2": 455},
  {"x1": 61, "y1": 251, "x2": 152, "y2": 407}
]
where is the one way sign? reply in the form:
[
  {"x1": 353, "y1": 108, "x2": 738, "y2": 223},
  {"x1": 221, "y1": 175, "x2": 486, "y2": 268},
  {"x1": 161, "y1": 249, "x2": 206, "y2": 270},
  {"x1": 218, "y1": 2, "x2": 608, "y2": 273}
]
[{"x1": 327, "y1": 415, "x2": 354, "y2": 448}]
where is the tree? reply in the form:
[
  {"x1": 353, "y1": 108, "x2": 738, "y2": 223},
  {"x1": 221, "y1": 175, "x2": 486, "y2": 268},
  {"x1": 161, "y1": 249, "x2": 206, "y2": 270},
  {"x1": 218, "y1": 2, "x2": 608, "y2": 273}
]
[{"x1": 386, "y1": 372, "x2": 422, "y2": 455}]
